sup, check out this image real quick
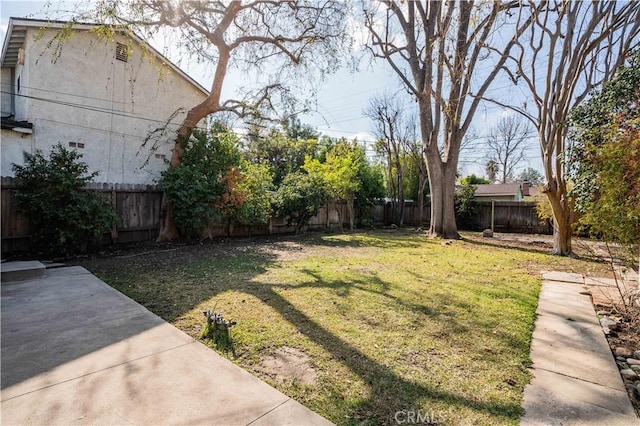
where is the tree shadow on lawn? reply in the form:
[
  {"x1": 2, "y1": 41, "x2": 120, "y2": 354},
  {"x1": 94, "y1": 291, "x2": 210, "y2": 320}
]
[
  {"x1": 83, "y1": 242, "x2": 526, "y2": 424},
  {"x1": 289, "y1": 266, "x2": 535, "y2": 361},
  {"x1": 303, "y1": 229, "x2": 426, "y2": 250},
  {"x1": 253, "y1": 286, "x2": 524, "y2": 424}
]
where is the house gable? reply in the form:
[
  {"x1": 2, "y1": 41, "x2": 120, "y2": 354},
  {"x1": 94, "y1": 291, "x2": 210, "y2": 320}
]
[
  {"x1": 1, "y1": 18, "x2": 209, "y2": 96},
  {"x1": 1, "y1": 18, "x2": 209, "y2": 184}
]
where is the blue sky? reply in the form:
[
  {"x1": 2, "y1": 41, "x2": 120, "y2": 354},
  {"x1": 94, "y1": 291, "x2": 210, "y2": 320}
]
[{"x1": 0, "y1": 1, "x2": 544, "y2": 178}]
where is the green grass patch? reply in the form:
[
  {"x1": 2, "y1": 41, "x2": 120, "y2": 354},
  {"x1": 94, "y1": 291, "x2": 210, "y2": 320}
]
[{"x1": 83, "y1": 230, "x2": 607, "y2": 425}]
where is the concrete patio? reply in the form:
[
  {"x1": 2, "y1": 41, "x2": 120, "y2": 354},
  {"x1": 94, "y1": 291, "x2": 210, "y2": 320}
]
[{"x1": 0, "y1": 262, "x2": 332, "y2": 425}]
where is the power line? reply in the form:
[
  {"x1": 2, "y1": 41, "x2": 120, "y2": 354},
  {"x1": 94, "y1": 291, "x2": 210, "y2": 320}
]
[
  {"x1": 1, "y1": 90, "x2": 188, "y2": 128},
  {"x1": 0, "y1": 82, "x2": 160, "y2": 110}
]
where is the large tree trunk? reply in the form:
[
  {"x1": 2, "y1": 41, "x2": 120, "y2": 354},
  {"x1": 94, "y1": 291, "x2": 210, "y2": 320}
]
[{"x1": 426, "y1": 157, "x2": 460, "y2": 239}]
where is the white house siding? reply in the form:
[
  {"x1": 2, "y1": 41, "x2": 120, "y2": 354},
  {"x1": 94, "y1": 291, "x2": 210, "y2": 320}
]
[
  {"x1": 1, "y1": 67, "x2": 12, "y2": 114},
  {"x1": 1, "y1": 26, "x2": 207, "y2": 184},
  {"x1": 1, "y1": 130, "x2": 33, "y2": 176}
]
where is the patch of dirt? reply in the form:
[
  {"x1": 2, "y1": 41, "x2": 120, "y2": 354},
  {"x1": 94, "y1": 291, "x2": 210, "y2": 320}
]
[
  {"x1": 256, "y1": 241, "x2": 309, "y2": 262},
  {"x1": 254, "y1": 346, "x2": 318, "y2": 386},
  {"x1": 75, "y1": 234, "x2": 311, "y2": 275},
  {"x1": 463, "y1": 231, "x2": 624, "y2": 257}
]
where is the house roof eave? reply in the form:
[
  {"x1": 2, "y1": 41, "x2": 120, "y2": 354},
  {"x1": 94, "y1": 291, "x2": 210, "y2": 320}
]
[{"x1": 1, "y1": 116, "x2": 34, "y2": 133}]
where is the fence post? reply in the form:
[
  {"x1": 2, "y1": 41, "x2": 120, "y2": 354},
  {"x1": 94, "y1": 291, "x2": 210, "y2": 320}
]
[
  {"x1": 491, "y1": 200, "x2": 495, "y2": 232},
  {"x1": 111, "y1": 188, "x2": 119, "y2": 242}
]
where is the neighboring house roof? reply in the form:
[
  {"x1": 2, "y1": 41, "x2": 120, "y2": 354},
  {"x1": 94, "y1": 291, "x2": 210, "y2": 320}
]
[
  {"x1": 473, "y1": 183, "x2": 522, "y2": 197},
  {"x1": 1, "y1": 17, "x2": 209, "y2": 97}
]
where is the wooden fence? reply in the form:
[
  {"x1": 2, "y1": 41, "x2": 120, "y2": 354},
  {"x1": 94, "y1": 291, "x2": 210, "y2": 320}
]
[
  {"x1": 475, "y1": 201, "x2": 552, "y2": 234},
  {"x1": 1, "y1": 176, "x2": 549, "y2": 254},
  {"x1": 0, "y1": 177, "x2": 352, "y2": 254},
  {"x1": 376, "y1": 200, "x2": 551, "y2": 234}
]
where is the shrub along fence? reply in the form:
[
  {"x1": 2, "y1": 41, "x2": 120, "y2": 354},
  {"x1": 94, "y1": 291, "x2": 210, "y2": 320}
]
[{"x1": 1, "y1": 177, "x2": 550, "y2": 254}]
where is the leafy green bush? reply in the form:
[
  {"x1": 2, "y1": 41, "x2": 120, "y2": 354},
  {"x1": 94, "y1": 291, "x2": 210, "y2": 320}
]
[
  {"x1": 235, "y1": 161, "x2": 273, "y2": 227},
  {"x1": 159, "y1": 126, "x2": 241, "y2": 236},
  {"x1": 455, "y1": 183, "x2": 479, "y2": 230},
  {"x1": 215, "y1": 161, "x2": 274, "y2": 230},
  {"x1": 12, "y1": 144, "x2": 118, "y2": 255},
  {"x1": 273, "y1": 171, "x2": 328, "y2": 233}
]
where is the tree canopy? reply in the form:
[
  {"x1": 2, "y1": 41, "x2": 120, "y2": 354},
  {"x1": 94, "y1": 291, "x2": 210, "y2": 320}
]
[
  {"x1": 518, "y1": 168, "x2": 544, "y2": 186},
  {"x1": 460, "y1": 174, "x2": 490, "y2": 185},
  {"x1": 305, "y1": 141, "x2": 364, "y2": 230}
]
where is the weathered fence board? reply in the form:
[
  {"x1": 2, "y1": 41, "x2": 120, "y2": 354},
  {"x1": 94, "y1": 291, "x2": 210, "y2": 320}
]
[{"x1": 475, "y1": 201, "x2": 551, "y2": 234}]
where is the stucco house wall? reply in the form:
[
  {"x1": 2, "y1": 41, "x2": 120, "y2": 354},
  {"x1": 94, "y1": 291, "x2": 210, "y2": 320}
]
[{"x1": 1, "y1": 19, "x2": 208, "y2": 184}]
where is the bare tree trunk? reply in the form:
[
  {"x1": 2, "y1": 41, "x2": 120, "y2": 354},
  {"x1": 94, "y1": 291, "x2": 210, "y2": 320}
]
[
  {"x1": 426, "y1": 166, "x2": 460, "y2": 239},
  {"x1": 545, "y1": 190, "x2": 574, "y2": 255},
  {"x1": 441, "y1": 164, "x2": 460, "y2": 239},
  {"x1": 397, "y1": 166, "x2": 404, "y2": 226},
  {"x1": 552, "y1": 217, "x2": 572, "y2": 256},
  {"x1": 157, "y1": 193, "x2": 180, "y2": 241},
  {"x1": 418, "y1": 176, "x2": 426, "y2": 227},
  {"x1": 427, "y1": 162, "x2": 443, "y2": 236},
  {"x1": 426, "y1": 157, "x2": 460, "y2": 239},
  {"x1": 548, "y1": 196, "x2": 574, "y2": 256}
]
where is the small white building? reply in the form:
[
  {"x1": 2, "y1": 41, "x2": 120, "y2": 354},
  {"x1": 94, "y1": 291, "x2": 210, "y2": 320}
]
[{"x1": 1, "y1": 18, "x2": 208, "y2": 184}]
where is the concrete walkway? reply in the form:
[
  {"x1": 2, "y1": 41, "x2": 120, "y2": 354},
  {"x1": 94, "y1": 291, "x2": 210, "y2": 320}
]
[
  {"x1": 1, "y1": 263, "x2": 332, "y2": 425},
  {"x1": 521, "y1": 271, "x2": 639, "y2": 425}
]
